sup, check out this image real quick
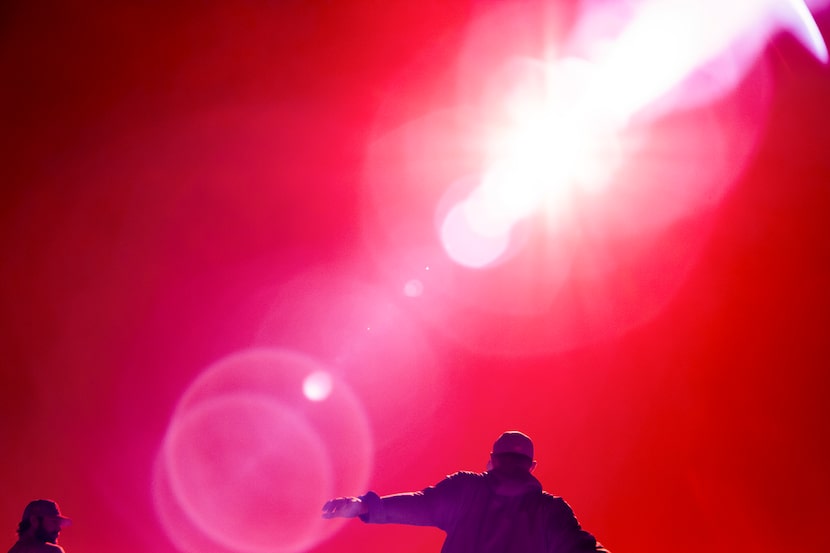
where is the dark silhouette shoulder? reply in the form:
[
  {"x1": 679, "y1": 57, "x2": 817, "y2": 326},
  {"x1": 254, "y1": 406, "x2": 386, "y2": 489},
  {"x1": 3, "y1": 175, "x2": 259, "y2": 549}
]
[{"x1": 8, "y1": 538, "x2": 65, "y2": 553}]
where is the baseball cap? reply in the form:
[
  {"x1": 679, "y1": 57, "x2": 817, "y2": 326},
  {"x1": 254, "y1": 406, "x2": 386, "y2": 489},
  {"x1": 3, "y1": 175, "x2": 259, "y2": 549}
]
[
  {"x1": 22, "y1": 500, "x2": 72, "y2": 528},
  {"x1": 492, "y1": 431, "x2": 534, "y2": 460}
]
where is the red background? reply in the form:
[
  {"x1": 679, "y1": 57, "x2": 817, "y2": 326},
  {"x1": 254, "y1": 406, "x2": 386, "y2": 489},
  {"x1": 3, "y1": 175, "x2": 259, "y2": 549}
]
[{"x1": 1, "y1": 2, "x2": 829, "y2": 553}]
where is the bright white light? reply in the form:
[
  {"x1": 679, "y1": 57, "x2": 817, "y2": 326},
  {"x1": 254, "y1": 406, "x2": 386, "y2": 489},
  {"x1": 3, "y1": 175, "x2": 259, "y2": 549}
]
[
  {"x1": 438, "y1": 0, "x2": 827, "y2": 269},
  {"x1": 439, "y1": 55, "x2": 625, "y2": 267},
  {"x1": 302, "y1": 371, "x2": 333, "y2": 402},
  {"x1": 586, "y1": 0, "x2": 828, "y2": 120}
]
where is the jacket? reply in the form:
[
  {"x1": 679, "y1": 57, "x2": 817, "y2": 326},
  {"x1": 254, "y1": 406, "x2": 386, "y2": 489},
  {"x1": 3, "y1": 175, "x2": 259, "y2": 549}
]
[{"x1": 359, "y1": 469, "x2": 610, "y2": 553}]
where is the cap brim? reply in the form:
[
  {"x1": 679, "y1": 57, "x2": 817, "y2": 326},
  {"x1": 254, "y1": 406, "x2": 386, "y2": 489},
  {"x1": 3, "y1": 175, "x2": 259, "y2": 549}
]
[{"x1": 57, "y1": 516, "x2": 72, "y2": 528}]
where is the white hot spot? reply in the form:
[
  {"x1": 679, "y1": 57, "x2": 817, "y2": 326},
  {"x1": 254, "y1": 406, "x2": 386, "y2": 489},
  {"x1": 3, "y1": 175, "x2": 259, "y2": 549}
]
[{"x1": 302, "y1": 371, "x2": 333, "y2": 402}]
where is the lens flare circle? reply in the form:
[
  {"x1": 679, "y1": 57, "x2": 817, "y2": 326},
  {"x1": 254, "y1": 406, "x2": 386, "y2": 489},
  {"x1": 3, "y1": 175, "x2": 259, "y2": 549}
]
[
  {"x1": 403, "y1": 279, "x2": 424, "y2": 297},
  {"x1": 164, "y1": 394, "x2": 330, "y2": 553},
  {"x1": 154, "y1": 348, "x2": 372, "y2": 553},
  {"x1": 440, "y1": 200, "x2": 510, "y2": 268}
]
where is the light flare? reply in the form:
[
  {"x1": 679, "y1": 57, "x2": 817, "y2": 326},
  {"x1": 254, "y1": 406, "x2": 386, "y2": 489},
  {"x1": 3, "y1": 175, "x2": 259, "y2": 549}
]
[
  {"x1": 439, "y1": 0, "x2": 828, "y2": 268},
  {"x1": 403, "y1": 279, "x2": 424, "y2": 297},
  {"x1": 303, "y1": 370, "x2": 333, "y2": 401},
  {"x1": 153, "y1": 349, "x2": 372, "y2": 553},
  {"x1": 361, "y1": 0, "x2": 825, "y2": 352},
  {"x1": 441, "y1": 56, "x2": 627, "y2": 267},
  {"x1": 441, "y1": 200, "x2": 511, "y2": 268},
  {"x1": 781, "y1": 0, "x2": 829, "y2": 62}
]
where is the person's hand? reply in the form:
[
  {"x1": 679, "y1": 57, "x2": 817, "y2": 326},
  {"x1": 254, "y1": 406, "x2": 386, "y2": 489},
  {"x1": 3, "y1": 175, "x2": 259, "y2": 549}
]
[{"x1": 321, "y1": 496, "x2": 368, "y2": 519}]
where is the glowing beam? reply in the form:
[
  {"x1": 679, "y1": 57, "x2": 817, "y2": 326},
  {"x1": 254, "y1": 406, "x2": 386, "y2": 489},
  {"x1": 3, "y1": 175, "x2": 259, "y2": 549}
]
[
  {"x1": 781, "y1": 0, "x2": 828, "y2": 62},
  {"x1": 439, "y1": 0, "x2": 828, "y2": 268},
  {"x1": 591, "y1": 0, "x2": 828, "y2": 120}
]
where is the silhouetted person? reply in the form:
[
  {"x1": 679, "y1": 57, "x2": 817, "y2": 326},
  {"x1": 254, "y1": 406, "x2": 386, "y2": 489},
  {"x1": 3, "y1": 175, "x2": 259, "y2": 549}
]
[
  {"x1": 322, "y1": 431, "x2": 610, "y2": 553},
  {"x1": 8, "y1": 500, "x2": 71, "y2": 553}
]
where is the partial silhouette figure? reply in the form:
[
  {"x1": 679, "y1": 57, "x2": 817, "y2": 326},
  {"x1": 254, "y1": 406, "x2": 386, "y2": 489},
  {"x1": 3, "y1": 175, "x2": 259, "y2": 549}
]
[
  {"x1": 322, "y1": 431, "x2": 610, "y2": 553},
  {"x1": 7, "y1": 500, "x2": 71, "y2": 553}
]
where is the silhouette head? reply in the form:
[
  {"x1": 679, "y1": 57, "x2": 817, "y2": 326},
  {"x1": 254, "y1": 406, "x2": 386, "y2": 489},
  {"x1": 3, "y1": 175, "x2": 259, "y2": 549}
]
[
  {"x1": 489, "y1": 431, "x2": 536, "y2": 472},
  {"x1": 18, "y1": 500, "x2": 71, "y2": 543}
]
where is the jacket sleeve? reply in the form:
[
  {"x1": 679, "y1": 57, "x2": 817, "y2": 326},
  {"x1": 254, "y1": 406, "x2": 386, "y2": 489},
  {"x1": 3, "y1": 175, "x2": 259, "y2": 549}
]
[
  {"x1": 358, "y1": 472, "x2": 475, "y2": 530},
  {"x1": 545, "y1": 496, "x2": 611, "y2": 553}
]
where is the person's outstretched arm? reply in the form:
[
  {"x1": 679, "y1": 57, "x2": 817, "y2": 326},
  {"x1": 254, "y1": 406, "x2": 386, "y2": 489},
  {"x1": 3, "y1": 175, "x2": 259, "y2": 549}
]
[
  {"x1": 321, "y1": 491, "x2": 436, "y2": 526},
  {"x1": 321, "y1": 496, "x2": 368, "y2": 519},
  {"x1": 321, "y1": 472, "x2": 474, "y2": 528}
]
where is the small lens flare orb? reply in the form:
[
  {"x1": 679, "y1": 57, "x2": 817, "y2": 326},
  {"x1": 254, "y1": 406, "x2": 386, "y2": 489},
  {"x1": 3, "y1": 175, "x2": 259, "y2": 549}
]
[
  {"x1": 302, "y1": 370, "x2": 333, "y2": 401},
  {"x1": 404, "y1": 279, "x2": 424, "y2": 297}
]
